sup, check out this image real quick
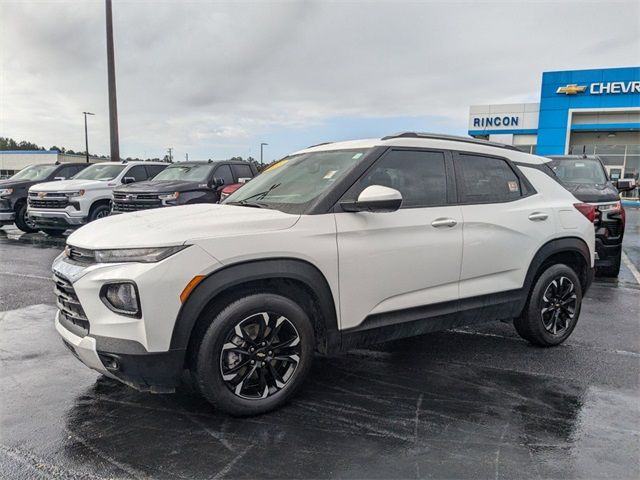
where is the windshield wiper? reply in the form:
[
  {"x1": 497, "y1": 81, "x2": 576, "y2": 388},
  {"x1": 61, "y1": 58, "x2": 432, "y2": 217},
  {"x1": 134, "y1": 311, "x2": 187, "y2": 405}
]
[
  {"x1": 239, "y1": 183, "x2": 281, "y2": 202},
  {"x1": 226, "y1": 200, "x2": 270, "y2": 209}
]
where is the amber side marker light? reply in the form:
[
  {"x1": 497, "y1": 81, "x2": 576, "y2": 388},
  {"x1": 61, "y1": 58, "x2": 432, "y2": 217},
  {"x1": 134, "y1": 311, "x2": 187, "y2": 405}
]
[{"x1": 180, "y1": 275, "x2": 205, "y2": 303}]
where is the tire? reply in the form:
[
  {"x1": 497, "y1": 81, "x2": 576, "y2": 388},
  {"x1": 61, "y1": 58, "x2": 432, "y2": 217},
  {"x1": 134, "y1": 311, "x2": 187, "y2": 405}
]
[
  {"x1": 596, "y1": 250, "x2": 621, "y2": 278},
  {"x1": 89, "y1": 204, "x2": 110, "y2": 222},
  {"x1": 41, "y1": 228, "x2": 66, "y2": 237},
  {"x1": 514, "y1": 263, "x2": 582, "y2": 347},
  {"x1": 14, "y1": 203, "x2": 38, "y2": 233},
  {"x1": 195, "y1": 293, "x2": 314, "y2": 416}
]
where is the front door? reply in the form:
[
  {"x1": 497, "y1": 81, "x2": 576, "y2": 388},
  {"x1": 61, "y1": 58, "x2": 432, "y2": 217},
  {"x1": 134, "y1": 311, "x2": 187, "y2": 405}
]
[{"x1": 335, "y1": 149, "x2": 463, "y2": 330}]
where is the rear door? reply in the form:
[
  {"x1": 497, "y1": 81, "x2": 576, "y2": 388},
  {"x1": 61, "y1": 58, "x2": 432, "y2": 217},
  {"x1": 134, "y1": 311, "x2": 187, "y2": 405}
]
[
  {"x1": 454, "y1": 152, "x2": 555, "y2": 299},
  {"x1": 335, "y1": 149, "x2": 463, "y2": 330}
]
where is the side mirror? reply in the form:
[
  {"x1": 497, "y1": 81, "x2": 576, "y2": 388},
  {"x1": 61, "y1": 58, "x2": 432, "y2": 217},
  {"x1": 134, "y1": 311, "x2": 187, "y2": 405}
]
[
  {"x1": 54, "y1": 177, "x2": 65, "y2": 181},
  {"x1": 210, "y1": 177, "x2": 225, "y2": 188},
  {"x1": 615, "y1": 179, "x2": 635, "y2": 192},
  {"x1": 122, "y1": 176, "x2": 135, "y2": 184},
  {"x1": 340, "y1": 185, "x2": 402, "y2": 213}
]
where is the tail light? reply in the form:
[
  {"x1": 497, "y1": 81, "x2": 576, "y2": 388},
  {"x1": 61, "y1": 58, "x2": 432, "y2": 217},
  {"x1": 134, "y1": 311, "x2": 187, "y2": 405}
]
[{"x1": 574, "y1": 203, "x2": 599, "y2": 223}]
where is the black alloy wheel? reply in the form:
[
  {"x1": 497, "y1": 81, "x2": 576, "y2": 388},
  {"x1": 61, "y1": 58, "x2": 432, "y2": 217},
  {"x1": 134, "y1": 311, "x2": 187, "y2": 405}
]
[
  {"x1": 514, "y1": 263, "x2": 582, "y2": 347},
  {"x1": 220, "y1": 312, "x2": 301, "y2": 399},
  {"x1": 540, "y1": 276, "x2": 577, "y2": 335}
]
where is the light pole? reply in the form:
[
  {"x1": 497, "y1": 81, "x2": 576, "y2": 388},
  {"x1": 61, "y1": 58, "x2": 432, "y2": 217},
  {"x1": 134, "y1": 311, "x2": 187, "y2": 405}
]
[
  {"x1": 83, "y1": 112, "x2": 95, "y2": 163},
  {"x1": 260, "y1": 142, "x2": 268, "y2": 165},
  {"x1": 105, "y1": 0, "x2": 120, "y2": 162}
]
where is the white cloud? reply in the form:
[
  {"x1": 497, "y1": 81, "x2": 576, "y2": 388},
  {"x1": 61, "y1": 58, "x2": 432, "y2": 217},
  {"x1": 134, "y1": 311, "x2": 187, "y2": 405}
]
[{"x1": 1, "y1": 0, "x2": 639, "y2": 159}]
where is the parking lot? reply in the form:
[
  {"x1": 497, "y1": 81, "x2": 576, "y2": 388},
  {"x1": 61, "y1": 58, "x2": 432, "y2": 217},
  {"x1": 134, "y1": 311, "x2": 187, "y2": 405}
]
[{"x1": 0, "y1": 208, "x2": 638, "y2": 479}]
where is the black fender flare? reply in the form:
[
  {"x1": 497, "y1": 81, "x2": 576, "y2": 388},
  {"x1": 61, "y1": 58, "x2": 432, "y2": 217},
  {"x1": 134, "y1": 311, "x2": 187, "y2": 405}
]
[
  {"x1": 169, "y1": 258, "x2": 340, "y2": 352},
  {"x1": 521, "y1": 236, "x2": 593, "y2": 305}
]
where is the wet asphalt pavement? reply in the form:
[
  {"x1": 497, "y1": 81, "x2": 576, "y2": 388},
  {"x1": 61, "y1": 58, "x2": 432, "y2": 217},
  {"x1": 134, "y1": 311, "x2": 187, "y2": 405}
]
[{"x1": 1, "y1": 209, "x2": 639, "y2": 479}]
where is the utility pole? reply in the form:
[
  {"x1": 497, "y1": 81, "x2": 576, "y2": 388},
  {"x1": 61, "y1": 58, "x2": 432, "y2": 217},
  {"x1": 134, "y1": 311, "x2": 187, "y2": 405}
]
[
  {"x1": 167, "y1": 147, "x2": 173, "y2": 163},
  {"x1": 105, "y1": 0, "x2": 120, "y2": 162},
  {"x1": 83, "y1": 112, "x2": 95, "y2": 163},
  {"x1": 185, "y1": 153, "x2": 189, "y2": 161},
  {"x1": 260, "y1": 142, "x2": 268, "y2": 165}
]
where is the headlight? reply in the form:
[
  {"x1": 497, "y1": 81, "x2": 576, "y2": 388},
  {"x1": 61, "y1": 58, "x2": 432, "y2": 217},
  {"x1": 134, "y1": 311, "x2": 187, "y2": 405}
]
[
  {"x1": 0, "y1": 188, "x2": 13, "y2": 197},
  {"x1": 597, "y1": 201, "x2": 621, "y2": 212},
  {"x1": 100, "y1": 282, "x2": 141, "y2": 317},
  {"x1": 159, "y1": 192, "x2": 180, "y2": 201},
  {"x1": 94, "y1": 245, "x2": 187, "y2": 263},
  {"x1": 64, "y1": 190, "x2": 85, "y2": 198}
]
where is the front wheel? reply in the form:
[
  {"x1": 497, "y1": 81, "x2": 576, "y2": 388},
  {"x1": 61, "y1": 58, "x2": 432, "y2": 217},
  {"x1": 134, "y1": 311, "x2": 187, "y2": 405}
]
[
  {"x1": 14, "y1": 203, "x2": 38, "y2": 233},
  {"x1": 514, "y1": 264, "x2": 582, "y2": 347},
  {"x1": 89, "y1": 204, "x2": 110, "y2": 222},
  {"x1": 195, "y1": 293, "x2": 314, "y2": 416}
]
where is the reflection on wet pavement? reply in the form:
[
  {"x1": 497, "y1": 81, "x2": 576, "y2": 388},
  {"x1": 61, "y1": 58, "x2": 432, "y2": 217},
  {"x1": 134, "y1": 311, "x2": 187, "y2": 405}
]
[{"x1": 2, "y1": 304, "x2": 638, "y2": 479}]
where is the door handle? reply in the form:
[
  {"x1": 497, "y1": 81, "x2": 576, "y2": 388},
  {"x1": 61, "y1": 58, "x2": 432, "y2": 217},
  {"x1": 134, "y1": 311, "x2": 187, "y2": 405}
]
[
  {"x1": 431, "y1": 218, "x2": 457, "y2": 228},
  {"x1": 528, "y1": 212, "x2": 548, "y2": 222}
]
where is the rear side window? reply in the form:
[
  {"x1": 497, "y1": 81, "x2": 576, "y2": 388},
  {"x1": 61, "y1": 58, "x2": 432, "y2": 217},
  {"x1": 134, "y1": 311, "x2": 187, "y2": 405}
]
[
  {"x1": 232, "y1": 164, "x2": 254, "y2": 181},
  {"x1": 456, "y1": 154, "x2": 521, "y2": 203},
  {"x1": 355, "y1": 150, "x2": 448, "y2": 208}
]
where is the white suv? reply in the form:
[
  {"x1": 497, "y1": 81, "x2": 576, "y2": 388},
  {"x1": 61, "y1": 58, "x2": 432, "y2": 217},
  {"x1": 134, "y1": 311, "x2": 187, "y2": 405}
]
[
  {"x1": 28, "y1": 161, "x2": 167, "y2": 236},
  {"x1": 52, "y1": 133, "x2": 596, "y2": 416}
]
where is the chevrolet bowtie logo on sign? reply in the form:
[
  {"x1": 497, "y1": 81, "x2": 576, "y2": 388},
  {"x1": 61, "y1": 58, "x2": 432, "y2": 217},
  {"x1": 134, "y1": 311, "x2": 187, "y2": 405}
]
[{"x1": 556, "y1": 84, "x2": 587, "y2": 95}]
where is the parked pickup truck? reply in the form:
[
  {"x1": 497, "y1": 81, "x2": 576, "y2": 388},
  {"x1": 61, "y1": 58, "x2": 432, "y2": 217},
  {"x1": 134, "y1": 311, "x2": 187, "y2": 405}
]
[
  {"x1": 0, "y1": 162, "x2": 90, "y2": 233},
  {"x1": 111, "y1": 160, "x2": 257, "y2": 214},
  {"x1": 28, "y1": 161, "x2": 168, "y2": 236}
]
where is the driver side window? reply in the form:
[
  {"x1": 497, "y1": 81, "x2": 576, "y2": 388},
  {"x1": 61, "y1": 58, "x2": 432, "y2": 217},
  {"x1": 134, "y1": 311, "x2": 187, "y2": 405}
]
[{"x1": 354, "y1": 150, "x2": 448, "y2": 208}]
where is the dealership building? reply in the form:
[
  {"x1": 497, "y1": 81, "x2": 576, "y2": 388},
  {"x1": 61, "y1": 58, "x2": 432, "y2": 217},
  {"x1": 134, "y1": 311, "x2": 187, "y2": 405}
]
[
  {"x1": 469, "y1": 66, "x2": 640, "y2": 181},
  {"x1": 0, "y1": 151, "x2": 105, "y2": 179}
]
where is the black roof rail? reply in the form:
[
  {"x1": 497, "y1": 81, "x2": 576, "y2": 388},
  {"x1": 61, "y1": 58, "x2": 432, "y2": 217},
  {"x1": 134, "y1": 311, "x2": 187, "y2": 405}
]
[
  {"x1": 306, "y1": 141, "x2": 334, "y2": 149},
  {"x1": 380, "y1": 132, "x2": 521, "y2": 152}
]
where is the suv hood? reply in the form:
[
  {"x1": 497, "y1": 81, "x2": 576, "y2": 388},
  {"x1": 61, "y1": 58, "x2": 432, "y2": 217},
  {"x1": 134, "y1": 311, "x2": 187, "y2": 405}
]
[
  {"x1": 114, "y1": 180, "x2": 207, "y2": 194},
  {"x1": 31, "y1": 179, "x2": 112, "y2": 192},
  {"x1": 0, "y1": 179, "x2": 35, "y2": 189},
  {"x1": 67, "y1": 204, "x2": 300, "y2": 249},
  {"x1": 561, "y1": 182, "x2": 620, "y2": 203}
]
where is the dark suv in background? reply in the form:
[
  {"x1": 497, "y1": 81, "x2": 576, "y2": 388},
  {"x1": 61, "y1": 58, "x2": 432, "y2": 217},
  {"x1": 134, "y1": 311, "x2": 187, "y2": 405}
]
[
  {"x1": 0, "y1": 162, "x2": 89, "y2": 233},
  {"x1": 547, "y1": 155, "x2": 634, "y2": 277},
  {"x1": 111, "y1": 160, "x2": 257, "y2": 214}
]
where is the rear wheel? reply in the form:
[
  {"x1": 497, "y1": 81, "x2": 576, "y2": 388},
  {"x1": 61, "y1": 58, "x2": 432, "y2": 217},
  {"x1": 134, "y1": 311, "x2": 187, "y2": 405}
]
[
  {"x1": 195, "y1": 293, "x2": 314, "y2": 416},
  {"x1": 14, "y1": 203, "x2": 38, "y2": 233},
  {"x1": 596, "y1": 250, "x2": 621, "y2": 278},
  {"x1": 514, "y1": 264, "x2": 582, "y2": 347}
]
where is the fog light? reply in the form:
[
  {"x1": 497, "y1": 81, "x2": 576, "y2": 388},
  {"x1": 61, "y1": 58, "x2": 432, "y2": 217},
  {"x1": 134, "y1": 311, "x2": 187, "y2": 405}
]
[{"x1": 100, "y1": 282, "x2": 141, "y2": 317}]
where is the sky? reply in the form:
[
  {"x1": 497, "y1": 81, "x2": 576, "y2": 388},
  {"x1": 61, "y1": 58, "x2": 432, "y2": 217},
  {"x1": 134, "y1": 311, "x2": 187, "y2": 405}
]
[{"x1": 1, "y1": 0, "x2": 639, "y2": 163}]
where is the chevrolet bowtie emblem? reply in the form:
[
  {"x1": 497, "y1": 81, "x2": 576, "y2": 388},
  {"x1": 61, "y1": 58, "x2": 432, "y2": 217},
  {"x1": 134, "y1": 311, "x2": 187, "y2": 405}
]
[
  {"x1": 38, "y1": 192, "x2": 45, "y2": 198},
  {"x1": 556, "y1": 84, "x2": 587, "y2": 95}
]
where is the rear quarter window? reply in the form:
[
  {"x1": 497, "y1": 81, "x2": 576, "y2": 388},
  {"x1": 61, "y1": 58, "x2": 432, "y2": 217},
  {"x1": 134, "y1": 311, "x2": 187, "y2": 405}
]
[{"x1": 456, "y1": 154, "x2": 522, "y2": 203}]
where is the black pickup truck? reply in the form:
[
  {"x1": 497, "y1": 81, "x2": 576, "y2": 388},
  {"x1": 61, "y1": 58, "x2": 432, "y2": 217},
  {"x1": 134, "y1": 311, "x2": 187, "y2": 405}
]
[
  {"x1": 111, "y1": 160, "x2": 257, "y2": 214},
  {"x1": 0, "y1": 162, "x2": 89, "y2": 233},
  {"x1": 547, "y1": 155, "x2": 635, "y2": 277}
]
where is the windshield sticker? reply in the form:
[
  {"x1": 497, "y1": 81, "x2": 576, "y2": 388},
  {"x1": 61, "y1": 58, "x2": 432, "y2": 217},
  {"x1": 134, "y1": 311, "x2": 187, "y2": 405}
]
[
  {"x1": 575, "y1": 163, "x2": 585, "y2": 167},
  {"x1": 508, "y1": 181, "x2": 519, "y2": 192},
  {"x1": 323, "y1": 170, "x2": 338, "y2": 179},
  {"x1": 264, "y1": 160, "x2": 288, "y2": 172},
  {"x1": 352, "y1": 153, "x2": 363, "y2": 159}
]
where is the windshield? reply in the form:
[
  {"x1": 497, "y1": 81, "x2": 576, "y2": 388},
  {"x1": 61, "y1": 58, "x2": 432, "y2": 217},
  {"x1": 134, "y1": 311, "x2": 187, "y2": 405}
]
[
  {"x1": 73, "y1": 164, "x2": 125, "y2": 181},
  {"x1": 223, "y1": 149, "x2": 369, "y2": 214},
  {"x1": 548, "y1": 158, "x2": 608, "y2": 184},
  {"x1": 152, "y1": 164, "x2": 214, "y2": 182},
  {"x1": 10, "y1": 164, "x2": 57, "y2": 181}
]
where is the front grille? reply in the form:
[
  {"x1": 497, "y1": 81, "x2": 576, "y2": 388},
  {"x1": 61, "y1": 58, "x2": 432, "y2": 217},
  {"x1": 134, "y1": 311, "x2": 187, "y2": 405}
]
[
  {"x1": 66, "y1": 245, "x2": 95, "y2": 265},
  {"x1": 602, "y1": 221, "x2": 622, "y2": 238},
  {"x1": 53, "y1": 273, "x2": 89, "y2": 336},
  {"x1": 28, "y1": 198, "x2": 69, "y2": 209},
  {"x1": 112, "y1": 192, "x2": 162, "y2": 212}
]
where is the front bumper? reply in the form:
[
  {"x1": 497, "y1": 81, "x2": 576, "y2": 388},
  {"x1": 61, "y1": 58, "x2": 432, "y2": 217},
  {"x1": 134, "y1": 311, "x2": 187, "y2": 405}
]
[
  {"x1": 594, "y1": 239, "x2": 622, "y2": 267},
  {"x1": 29, "y1": 210, "x2": 87, "y2": 228},
  {"x1": 0, "y1": 210, "x2": 15, "y2": 224},
  {"x1": 52, "y1": 245, "x2": 221, "y2": 391}
]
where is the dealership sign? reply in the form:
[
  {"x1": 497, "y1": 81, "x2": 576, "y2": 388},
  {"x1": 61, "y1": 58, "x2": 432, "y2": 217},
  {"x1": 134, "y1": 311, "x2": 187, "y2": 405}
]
[
  {"x1": 472, "y1": 116, "x2": 520, "y2": 128},
  {"x1": 556, "y1": 81, "x2": 640, "y2": 95}
]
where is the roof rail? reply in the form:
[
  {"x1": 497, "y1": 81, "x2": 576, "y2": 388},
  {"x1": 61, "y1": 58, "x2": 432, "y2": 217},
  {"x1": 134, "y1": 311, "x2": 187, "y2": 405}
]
[
  {"x1": 380, "y1": 132, "x2": 521, "y2": 151},
  {"x1": 306, "y1": 141, "x2": 334, "y2": 149}
]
